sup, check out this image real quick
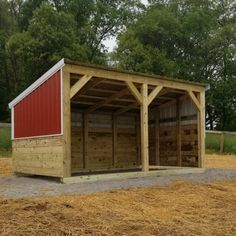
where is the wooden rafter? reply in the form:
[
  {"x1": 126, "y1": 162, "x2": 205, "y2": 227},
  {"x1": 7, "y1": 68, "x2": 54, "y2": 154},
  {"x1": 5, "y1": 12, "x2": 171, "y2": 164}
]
[
  {"x1": 70, "y1": 75, "x2": 92, "y2": 99},
  {"x1": 187, "y1": 90, "x2": 201, "y2": 111},
  {"x1": 157, "y1": 94, "x2": 188, "y2": 109},
  {"x1": 90, "y1": 88, "x2": 119, "y2": 94},
  {"x1": 85, "y1": 88, "x2": 128, "y2": 113},
  {"x1": 71, "y1": 100, "x2": 131, "y2": 109},
  {"x1": 78, "y1": 94, "x2": 135, "y2": 103},
  {"x1": 76, "y1": 78, "x2": 104, "y2": 96},
  {"x1": 125, "y1": 81, "x2": 143, "y2": 105},
  {"x1": 114, "y1": 102, "x2": 137, "y2": 116}
]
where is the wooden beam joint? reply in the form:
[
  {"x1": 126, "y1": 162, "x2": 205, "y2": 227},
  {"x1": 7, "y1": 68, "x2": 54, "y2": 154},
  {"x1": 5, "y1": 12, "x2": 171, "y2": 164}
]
[
  {"x1": 187, "y1": 90, "x2": 201, "y2": 111},
  {"x1": 70, "y1": 75, "x2": 92, "y2": 99},
  {"x1": 125, "y1": 81, "x2": 143, "y2": 105},
  {"x1": 148, "y1": 86, "x2": 163, "y2": 105}
]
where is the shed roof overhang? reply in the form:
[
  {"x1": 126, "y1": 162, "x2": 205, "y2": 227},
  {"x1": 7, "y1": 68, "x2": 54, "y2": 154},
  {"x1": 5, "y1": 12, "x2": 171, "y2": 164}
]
[{"x1": 8, "y1": 58, "x2": 208, "y2": 109}]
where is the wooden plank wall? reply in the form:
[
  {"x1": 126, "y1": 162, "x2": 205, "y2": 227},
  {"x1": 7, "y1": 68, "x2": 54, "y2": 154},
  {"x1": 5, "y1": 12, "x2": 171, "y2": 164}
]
[
  {"x1": 149, "y1": 97, "x2": 199, "y2": 167},
  {"x1": 71, "y1": 112, "x2": 139, "y2": 172},
  {"x1": 13, "y1": 136, "x2": 64, "y2": 177}
]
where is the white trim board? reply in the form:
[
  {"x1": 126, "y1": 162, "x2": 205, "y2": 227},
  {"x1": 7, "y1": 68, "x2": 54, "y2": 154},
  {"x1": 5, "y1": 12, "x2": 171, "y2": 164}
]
[
  {"x1": 11, "y1": 107, "x2": 14, "y2": 139},
  {"x1": 8, "y1": 58, "x2": 65, "y2": 108},
  {"x1": 13, "y1": 133, "x2": 63, "y2": 141}
]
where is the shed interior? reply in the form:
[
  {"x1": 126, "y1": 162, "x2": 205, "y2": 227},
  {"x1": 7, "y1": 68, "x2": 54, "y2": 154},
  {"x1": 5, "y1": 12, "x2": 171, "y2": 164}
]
[{"x1": 69, "y1": 75, "x2": 199, "y2": 175}]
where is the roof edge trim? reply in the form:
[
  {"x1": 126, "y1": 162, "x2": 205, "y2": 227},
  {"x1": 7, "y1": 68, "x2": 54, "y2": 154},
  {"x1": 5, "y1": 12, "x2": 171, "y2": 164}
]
[{"x1": 9, "y1": 58, "x2": 65, "y2": 108}]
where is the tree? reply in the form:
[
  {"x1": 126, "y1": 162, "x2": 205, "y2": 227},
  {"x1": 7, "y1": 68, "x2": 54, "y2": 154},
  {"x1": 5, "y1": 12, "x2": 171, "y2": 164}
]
[
  {"x1": 114, "y1": 0, "x2": 236, "y2": 131},
  {"x1": 0, "y1": 0, "x2": 144, "y2": 121}
]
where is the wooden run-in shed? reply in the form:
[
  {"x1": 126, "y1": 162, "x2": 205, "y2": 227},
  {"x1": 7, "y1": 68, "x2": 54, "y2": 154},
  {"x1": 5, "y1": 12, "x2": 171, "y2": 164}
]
[{"x1": 9, "y1": 59, "x2": 207, "y2": 182}]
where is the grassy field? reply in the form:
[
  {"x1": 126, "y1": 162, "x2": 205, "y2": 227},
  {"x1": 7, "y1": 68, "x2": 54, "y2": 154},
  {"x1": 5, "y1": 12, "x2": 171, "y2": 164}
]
[
  {"x1": 0, "y1": 127, "x2": 11, "y2": 157},
  {"x1": 206, "y1": 133, "x2": 236, "y2": 154}
]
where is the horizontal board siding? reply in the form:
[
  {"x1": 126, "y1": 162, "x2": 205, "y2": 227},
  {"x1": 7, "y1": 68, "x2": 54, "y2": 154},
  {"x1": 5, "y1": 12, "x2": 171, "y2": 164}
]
[
  {"x1": 13, "y1": 136, "x2": 64, "y2": 177},
  {"x1": 71, "y1": 112, "x2": 138, "y2": 171},
  {"x1": 14, "y1": 71, "x2": 61, "y2": 138},
  {"x1": 181, "y1": 124, "x2": 198, "y2": 167},
  {"x1": 148, "y1": 124, "x2": 198, "y2": 167}
]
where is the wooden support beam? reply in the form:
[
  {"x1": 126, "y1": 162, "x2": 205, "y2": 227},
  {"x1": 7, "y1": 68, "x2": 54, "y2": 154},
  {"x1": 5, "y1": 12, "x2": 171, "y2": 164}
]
[
  {"x1": 70, "y1": 75, "x2": 92, "y2": 99},
  {"x1": 136, "y1": 114, "x2": 141, "y2": 165},
  {"x1": 115, "y1": 86, "x2": 185, "y2": 115},
  {"x1": 62, "y1": 69, "x2": 71, "y2": 177},
  {"x1": 76, "y1": 78, "x2": 104, "y2": 96},
  {"x1": 83, "y1": 113, "x2": 88, "y2": 169},
  {"x1": 112, "y1": 114, "x2": 117, "y2": 167},
  {"x1": 176, "y1": 98, "x2": 182, "y2": 166},
  {"x1": 187, "y1": 90, "x2": 201, "y2": 111},
  {"x1": 85, "y1": 88, "x2": 128, "y2": 113},
  {"x1": 155, "y1": 108, "x2": 160, "y2": 165},
  {"x1": 125, "y1": 81, "x2": 143, "y2": 105},
  {"x1": 140, "y1": 83, "x2": 149, "y2": 172},
  {"x1": 148, "y1": 86, "x2": 163, "y2": 105},
  {"x1": 197, "y1": 92, "x2": 205, "y2": 168}
]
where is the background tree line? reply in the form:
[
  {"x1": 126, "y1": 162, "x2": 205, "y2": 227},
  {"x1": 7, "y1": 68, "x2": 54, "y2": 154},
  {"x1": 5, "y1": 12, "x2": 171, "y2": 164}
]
[{"x1": 0, "y1": 0, "x2": 235, "y2": 131}]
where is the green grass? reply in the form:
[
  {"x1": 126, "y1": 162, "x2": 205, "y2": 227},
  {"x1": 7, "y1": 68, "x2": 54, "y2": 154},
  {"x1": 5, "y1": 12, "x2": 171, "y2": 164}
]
[
  {"x1": 224, "y1": 134, "x2": 236, "y2": 153},
  {"x1": 206, "y1": 133, "x2": 236, "y2": 154},
  {"x1": 0, "y1": 127, "x2": 12, "y2": 157},
  {"x1": 205, "y1": 134, "x2": 220, "y2": 152}
]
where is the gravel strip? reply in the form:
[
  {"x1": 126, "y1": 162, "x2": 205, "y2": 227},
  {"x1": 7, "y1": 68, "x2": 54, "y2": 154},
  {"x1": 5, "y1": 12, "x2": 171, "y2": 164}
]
[{"x1": 0, "y1": 168, "x2": 235, "y2": 199}]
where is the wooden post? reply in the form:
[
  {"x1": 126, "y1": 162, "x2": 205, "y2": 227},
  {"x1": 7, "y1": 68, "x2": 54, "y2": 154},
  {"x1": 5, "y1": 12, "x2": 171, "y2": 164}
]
[
  {"x1": 136, "y1": 114, "x2": 141, "y2": 166},
  {"x1": 62, "y1": 69, "x2": 71, "y2": 177},
  {"x1": 140, "y1": 83, "x2": 149, "y2": 172},
  {"x1": 176, "y1": 98, "x2": 182, "y2": 166},
  {"x1": 197, "y1": 91, "x2": 205, "y2": 168},
  {"x1": 112, "y1": 114, "x2": 117, "y2": 167},
  {"x1": 155, "y1": 108, "x2": 160, "y2": 165},
  {"x1": 83, "y1": 113, "x2": 88, "y2": 169},
  {"x1": 220, "y1": 133, "x2": 224, "y2": 153}
]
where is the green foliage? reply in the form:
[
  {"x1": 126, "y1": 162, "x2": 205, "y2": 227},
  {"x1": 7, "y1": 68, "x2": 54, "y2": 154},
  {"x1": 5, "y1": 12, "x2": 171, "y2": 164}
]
[
  {"x1": 0, "y1": 0, "x2": 143, "y2": 121},
  {"x1": 114, "y1": 0, "x2": 236, "y2": 131}
]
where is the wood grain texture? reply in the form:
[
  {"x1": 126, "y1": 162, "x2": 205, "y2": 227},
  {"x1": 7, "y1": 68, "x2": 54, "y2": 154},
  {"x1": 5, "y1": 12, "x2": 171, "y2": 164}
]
[{"x1": 13, "y1": 136, "x2": 64, "y2": 177}]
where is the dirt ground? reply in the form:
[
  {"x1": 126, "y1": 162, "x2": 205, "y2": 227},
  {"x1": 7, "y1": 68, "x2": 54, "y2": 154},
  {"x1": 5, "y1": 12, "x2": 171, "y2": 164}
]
[
  {"x1": 0, "y1": 180, "x2": 235, "y2": 235},
  {"x1": 0, "y1": 158, "x2": 12, "y2": 176},
  {"x1": 0, "y1": 154, "x2": 235, "y2": 235},
  {"x1": 205, "y1": 154, "x2": 236, "y2": 169}
]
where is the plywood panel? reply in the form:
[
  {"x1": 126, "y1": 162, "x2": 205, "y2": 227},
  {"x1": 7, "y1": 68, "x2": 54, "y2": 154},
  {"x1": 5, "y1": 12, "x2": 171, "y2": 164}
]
[{"x1": 13, "y1": 136, "x2": 64, "y2": 177}]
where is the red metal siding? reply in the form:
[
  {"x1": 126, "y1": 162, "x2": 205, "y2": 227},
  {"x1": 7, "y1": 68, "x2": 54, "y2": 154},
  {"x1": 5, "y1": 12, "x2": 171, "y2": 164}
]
[{"x1": 14, "y1": 71, "x2": 62, "y2": 138}]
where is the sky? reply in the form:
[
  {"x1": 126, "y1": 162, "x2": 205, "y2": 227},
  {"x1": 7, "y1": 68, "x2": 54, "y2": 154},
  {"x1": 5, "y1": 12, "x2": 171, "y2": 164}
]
[{"x1": 103, "y1": 0, "x2": 149, "y2": 52}]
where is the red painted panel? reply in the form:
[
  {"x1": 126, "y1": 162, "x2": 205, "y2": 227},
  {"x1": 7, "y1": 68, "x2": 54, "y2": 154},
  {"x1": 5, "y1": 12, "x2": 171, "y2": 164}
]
[{"x1": 14, "y1": 71, "x2": 61, "y2": 138}]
